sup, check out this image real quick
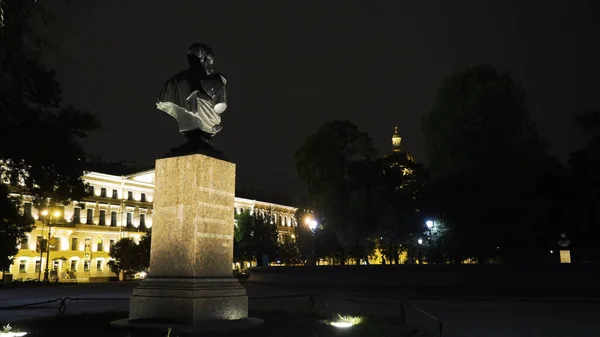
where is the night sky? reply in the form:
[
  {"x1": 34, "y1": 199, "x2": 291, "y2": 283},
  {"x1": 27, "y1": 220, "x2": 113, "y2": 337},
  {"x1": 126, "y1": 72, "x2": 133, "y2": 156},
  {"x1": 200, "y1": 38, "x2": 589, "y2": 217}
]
[{"x1": 41, "y1": 0, "x2": 599, "y2": 199}]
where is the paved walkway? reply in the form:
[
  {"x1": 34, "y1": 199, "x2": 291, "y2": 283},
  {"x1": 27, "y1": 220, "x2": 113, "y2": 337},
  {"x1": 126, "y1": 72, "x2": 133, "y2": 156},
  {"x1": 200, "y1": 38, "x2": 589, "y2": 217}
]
[{"x1": 1, "y1": 282, "x2": 599, "y2": 337}]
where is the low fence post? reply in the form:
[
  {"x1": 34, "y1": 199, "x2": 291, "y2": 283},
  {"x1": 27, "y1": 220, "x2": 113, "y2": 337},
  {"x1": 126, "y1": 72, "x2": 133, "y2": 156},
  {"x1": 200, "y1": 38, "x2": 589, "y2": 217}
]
[{"x1": 399, "y1": 301, "x2": 406, "y2": 325}]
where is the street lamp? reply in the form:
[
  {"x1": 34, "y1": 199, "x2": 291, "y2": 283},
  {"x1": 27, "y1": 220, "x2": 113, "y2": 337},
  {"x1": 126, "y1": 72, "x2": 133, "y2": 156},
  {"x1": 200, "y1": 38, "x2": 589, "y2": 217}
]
[
  {"x1": 305, "y1": 216, "x2": 318, "y2": 266},
  {"x1": 41, "y1": 209, "x2": 61, "y2": 283},
  {"x1": 425, "y1": 220, "x2": 433, "y2": 229},
  {"x1": 416, "y1": 238, "x2": 424, "y2": 265}
]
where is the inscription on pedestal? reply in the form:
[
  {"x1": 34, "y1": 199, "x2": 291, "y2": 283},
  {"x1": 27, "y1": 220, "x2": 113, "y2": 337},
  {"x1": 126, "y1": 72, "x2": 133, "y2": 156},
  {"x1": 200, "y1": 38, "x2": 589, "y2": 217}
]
[{"x1": 128, "y1": 154, "x2": 249, "y2": 324}]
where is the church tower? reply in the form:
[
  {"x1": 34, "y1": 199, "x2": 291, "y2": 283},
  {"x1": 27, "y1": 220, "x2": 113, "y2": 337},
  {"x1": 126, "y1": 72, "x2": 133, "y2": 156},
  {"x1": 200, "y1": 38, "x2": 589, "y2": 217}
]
[{"x1": 391, "y1": 126, "x2": 402, "y2": 153}]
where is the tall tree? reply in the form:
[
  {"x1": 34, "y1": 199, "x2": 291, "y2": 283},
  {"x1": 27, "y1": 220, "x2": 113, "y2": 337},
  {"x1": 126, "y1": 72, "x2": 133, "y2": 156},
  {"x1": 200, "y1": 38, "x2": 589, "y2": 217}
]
[
  {"x1": 422, "y1": 65, "x2": 542, "y2": 178},
  {"x1": 421, "y1": 65, "x2": 560, "y2": 263},
  {"x1": 569, "y1": 109, "x2": 600, "y2": 262},
  {"x1": 0, "y1": 185, "x2": 34, "y2": 272},
  {"x1": 233, "y1": 210, "x2": 279, "y2": 266},
  {"x1": 375, "y1": 152, "x2": 427, "y2": 264},
  {"x1": 0, "y1": 0, "x2": 99, "y2": 270},
  {"x1": 295, "y1": 120, "x2": 377, "y2": 264},
  {"x1": 294, "y1": 206, "x2": 340, "y2": 264},
  {"x1": 107, "y1": 232, "x2": 151, "y2": 278},
  {"x1": 277, "y1": 234, "x2": 301, "y2": 265}
]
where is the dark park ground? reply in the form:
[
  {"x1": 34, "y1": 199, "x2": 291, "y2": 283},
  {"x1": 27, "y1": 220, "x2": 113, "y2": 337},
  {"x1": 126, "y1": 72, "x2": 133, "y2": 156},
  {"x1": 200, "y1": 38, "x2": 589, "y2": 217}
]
[{"x1": 1, "y1": 279, "x2": 599, "y2": 337}]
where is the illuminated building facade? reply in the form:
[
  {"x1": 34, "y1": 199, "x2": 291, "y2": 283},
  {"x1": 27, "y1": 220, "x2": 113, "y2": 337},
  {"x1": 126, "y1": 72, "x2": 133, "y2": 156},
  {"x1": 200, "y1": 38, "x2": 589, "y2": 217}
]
[{"x1": 4, "y1": 169, "x2": 297, "y2": 282}]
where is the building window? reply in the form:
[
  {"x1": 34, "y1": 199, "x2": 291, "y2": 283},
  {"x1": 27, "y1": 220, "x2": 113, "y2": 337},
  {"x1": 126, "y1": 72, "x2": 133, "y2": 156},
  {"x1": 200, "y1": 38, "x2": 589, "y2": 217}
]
[
  {"x1": 112, "y1": 189, "x2": 118, "y2": 199},
  {"x1": 71, "y1": 237, "x2": 79, "y2": 251},
  {"x1": 89, "y1": 185, "x2": 95, "y2": 196},
  {"x1": 110, "y1": 211, "x2": 117, "y2": 227},
  {"x1": 20, "y1": 235, "x2": 29, "y2": 250},
  {"x1": 109, "y1": 239, "x2": 116, "y2": 248},
  {"x1": 126, "y1": 212, "x2": 133, "y2": 227},
  {"x1": 57, "y1": 206, "x2": 65, "y2": 222},
  {"x1": 96, "y1": 260, "x2": 102, "y2": 271},
  {"x1": 86, "y1": 209, "x2": 93, "y2": 225},
  {"x1": 100, "y1": 187, "x2": 107, "y2": 198},
  {"x1": 140, "y1": 193, "x2": 146, "y2": 202},
  {"x1": 73, "y1": 207, "x2": 81, "y2": 224},
  {"x1": 36, "y1": 236, "x2": 43, "y2": 252},
  {"x1": 99, "y1": 210, "x2": 106, "y2": 226},
  {"x1": 84, "y1": 260, "x2": 90, "y2": 272},
  {"x1": 35, "y1": 260, "x2": 41, "y2": 273},
  {"x1": 70, "y1": 260, "x2": 77, "y2": 271},
  {"x1": 23, "y1": 202, "x2": 32, "y2": 218},
  {"x1": 127, "y1": 191, "x2": 133, "y2": 201},
  {"x1": 139, "y1": 214, "x2": 146, "y2": 229},
  {"x1": 97, "y1": 238, "x2": 103, "y2": 252},
  {"x1": 50, "y1": 237, "x2": 60, "y2": 251},
  {"x1": 19, "y1": 260, "x2": 26, "y2": 273}
]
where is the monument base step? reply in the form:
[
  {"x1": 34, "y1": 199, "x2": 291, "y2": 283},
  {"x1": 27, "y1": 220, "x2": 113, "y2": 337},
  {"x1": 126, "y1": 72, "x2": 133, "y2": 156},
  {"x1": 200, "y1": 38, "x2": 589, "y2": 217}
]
[{"x1": 129, "y1": 277, "x2": 249, "y2": 324}]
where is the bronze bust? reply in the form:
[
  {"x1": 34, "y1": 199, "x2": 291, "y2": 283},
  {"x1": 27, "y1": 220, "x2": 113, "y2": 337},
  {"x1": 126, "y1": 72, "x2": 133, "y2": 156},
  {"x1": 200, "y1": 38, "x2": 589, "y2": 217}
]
[{"x1": 156, "y1": 43, "x2": 228, "y2": 159}]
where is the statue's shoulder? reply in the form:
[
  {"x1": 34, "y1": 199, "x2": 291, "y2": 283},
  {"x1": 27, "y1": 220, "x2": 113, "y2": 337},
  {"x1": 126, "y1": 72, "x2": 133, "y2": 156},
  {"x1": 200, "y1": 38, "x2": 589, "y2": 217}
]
[
  {"x1": 211, "y1": 72, "x2": 227, "y2": 85},
  {"x1": 171, "y1": 69, "x2": 192, "y2": 82}
]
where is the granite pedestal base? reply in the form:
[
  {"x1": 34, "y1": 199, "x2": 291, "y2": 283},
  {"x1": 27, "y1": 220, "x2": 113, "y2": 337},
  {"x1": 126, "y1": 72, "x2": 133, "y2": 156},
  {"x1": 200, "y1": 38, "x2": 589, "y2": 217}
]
[{"x1": 128, "y1": 277, "x2": 249, "y2": 324}]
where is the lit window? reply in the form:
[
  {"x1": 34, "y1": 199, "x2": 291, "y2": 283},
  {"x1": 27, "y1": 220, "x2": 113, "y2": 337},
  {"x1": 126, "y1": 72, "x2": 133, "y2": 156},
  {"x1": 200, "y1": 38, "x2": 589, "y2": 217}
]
[
  {"x1": 99, "y1": 210, "x2": 106, "y2": 226},
  {"x1": 86, "y1": 209, "x2": 94, "y2": 225},
  {"x1": 110, "y1": 211, "x2": 118, "y2": 226}
]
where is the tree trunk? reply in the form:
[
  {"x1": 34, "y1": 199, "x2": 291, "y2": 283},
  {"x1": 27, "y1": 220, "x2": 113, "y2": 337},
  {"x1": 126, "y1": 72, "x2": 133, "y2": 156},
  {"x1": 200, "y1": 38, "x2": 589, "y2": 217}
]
[{"x1": 340, "y1": 250, "x2": 346, "y2": 266}]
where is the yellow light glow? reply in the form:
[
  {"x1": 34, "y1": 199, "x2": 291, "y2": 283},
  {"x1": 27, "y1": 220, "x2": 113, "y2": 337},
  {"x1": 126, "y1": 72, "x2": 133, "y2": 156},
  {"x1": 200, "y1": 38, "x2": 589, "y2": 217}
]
[
  {"x1": 330, "y1": 314, "x2": 362, "y2": 328},
  {"x1": 41, "y1": 210, "x2": 48, "y2": 216},
  {"x1": 330, "y1": 322, "x2": 353, "y2": 328},
  {"x1": 53, "y1": 211, "x2": 61, "y2": 217}
]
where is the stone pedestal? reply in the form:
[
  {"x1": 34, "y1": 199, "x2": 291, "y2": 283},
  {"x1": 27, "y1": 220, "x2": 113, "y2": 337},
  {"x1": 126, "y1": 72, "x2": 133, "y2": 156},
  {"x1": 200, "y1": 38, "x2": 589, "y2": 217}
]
[{"x1": 126, "y1": 154, "x2": 250, "y2": 326}]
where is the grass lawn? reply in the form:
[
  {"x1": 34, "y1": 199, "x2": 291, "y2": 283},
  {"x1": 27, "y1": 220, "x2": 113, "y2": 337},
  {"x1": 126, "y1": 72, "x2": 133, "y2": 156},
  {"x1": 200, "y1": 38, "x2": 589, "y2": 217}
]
[{"x1": 6, "y1": 311, "x2": 435, "y2": 337}]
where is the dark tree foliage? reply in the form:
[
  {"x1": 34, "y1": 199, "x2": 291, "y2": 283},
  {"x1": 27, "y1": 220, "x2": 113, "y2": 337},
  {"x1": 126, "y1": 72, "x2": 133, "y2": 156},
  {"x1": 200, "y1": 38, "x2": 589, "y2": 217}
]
[
  {"x1": 0, "y1": 0, "x2": 99, "y2": 270},
  {"x1": 107, "y1": 229, "x2": 151, "y2": 276},
  {"x1": 374, "y1": 152, "x2": 428, "y2": 264},
  {"x1": 422, "y1": 64, "x2": 542, "y2": 179},
  {"x1": 233, "y1": 210, "x2": 278, "y2": 266},
  {"x1": 569, "y1": 109, "x2": 600, "y2": 262},
  {"x1": 421, "y1": 65, "x2": 564, "y2": 263},
  {"x1": 277, "y1": 234, "x2": 301, "y2": 265},
  {"x1": 294, "y1": 120, "x2": 377, "y2": 264},
  {"x1": 0, "y1": 184, "x2": 34, "y2": 271},
  {"x1": 293, "y1": 206, "x2": 340, "y2": 264}
]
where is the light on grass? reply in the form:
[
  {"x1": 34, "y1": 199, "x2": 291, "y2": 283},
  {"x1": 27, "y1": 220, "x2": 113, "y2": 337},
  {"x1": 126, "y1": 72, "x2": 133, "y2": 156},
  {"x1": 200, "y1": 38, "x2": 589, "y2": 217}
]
[
  {"x1": 1, "y1": 324, "x2": 27, "y2": 337},
  {"x1": 330, "y1": 314, "x2": 363, "y2": 329}
]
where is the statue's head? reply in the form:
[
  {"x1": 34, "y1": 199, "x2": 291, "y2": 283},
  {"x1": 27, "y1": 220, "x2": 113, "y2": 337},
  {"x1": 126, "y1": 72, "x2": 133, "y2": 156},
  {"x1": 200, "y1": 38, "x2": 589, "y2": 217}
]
[{"x1": 187, "y1": 43, "x2": 215, "y2": 74}]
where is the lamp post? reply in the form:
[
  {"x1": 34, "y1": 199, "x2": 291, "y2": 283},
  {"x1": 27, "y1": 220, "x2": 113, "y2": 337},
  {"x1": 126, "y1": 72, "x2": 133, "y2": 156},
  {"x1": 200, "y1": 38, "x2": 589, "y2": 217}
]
[
  {"x1": 417, "y1": 238, "x2": 423, "y2": 264},
  {"x1": 37, "y1": 215, "x2": 46, "y2": 281},
  {"x1": 42, "y1": 210, "x2": 61, "y2": 283},
  {"x1": 305, "y1": 216, "x2": 318, "y2": 266}
]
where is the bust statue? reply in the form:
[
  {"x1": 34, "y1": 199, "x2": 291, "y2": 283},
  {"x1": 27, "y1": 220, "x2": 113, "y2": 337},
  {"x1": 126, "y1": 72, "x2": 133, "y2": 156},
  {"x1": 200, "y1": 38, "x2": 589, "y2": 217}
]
[{"x1": 156, "y1": 43, "x2": 228, "y2": 159}]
